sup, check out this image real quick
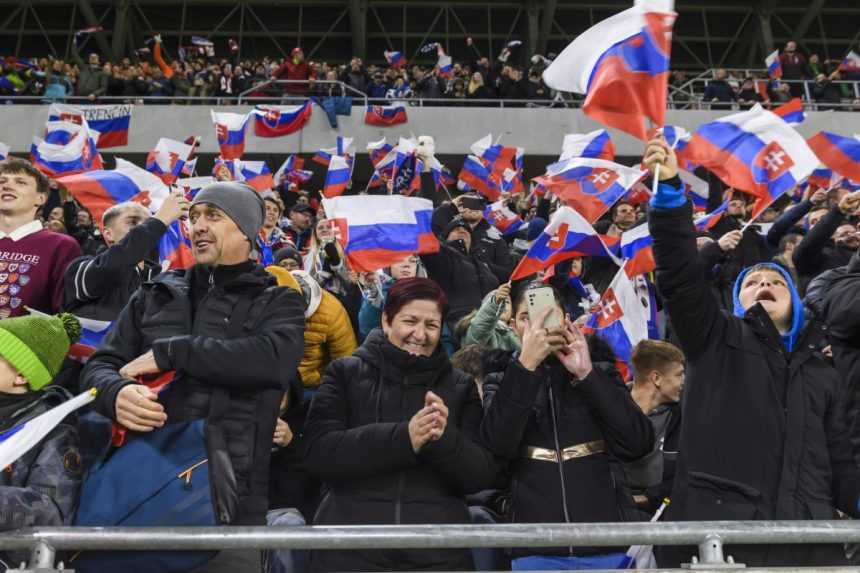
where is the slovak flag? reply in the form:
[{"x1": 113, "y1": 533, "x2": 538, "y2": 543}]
[
  {"x1": 145, "y1": 138, "x2": 194, "y2": 184},
  {"x1": 237, "y1": 160, "x2": 275, "y2": 191},
  {"x1": 458, "y1": 155, "x2": 502, "y2": 201},
  {"x1": 210, "y1": 110, "x2": 249, "y2": 160},
  {"x1": 252, "y1": 101, "x2": 313, "y2": 138},
  {"x1": 694, "y1": 199, "x2": 729, "y2": 232},
  {"x1": 313, "y1": 136, "x2": 354, "y2": 166},
  {"x1": 661, "y1": 124, "x2": 697, "y2": 170},
  {"x1": 31, "y1": 123, "x2": 102, "y2": 177},
  {"x1": 158, "y1": 219, "x2": 195, "y2": 271},
  {"x1": 367, "y1": 147, "x2": 398, "y2": 190},
  {"x1": 510, "y1": 206, "x2": 619, "y2": 280},
  {"x1": 385, "y1": 50, "x2": 405, "y2": 69},
  {"x1": 322, "y1": 195, "x2": 439, "y2": 272},
  {"x1": 56, "y1": 158, "x2": 170, "y2": 222},
  {"x1": 559, "y1": 130, "x2": 615, "y2": 162},
  {"x1": 808, "y1": 167, "x2": 838, "y2": 190},
  {"x1": 437, "y1": 45, "x2": 453, "y2": 77},
  {"x1": 584, "y1": 266, "x2": 649, "y2": 370},
  {"x1": 0, "y1": 142, "x2": 8, "y2": 160},
  {"x1": 323, "y1": 155, "x2": 353, "y2": 198},
  {"x1": 390, "y1": 138, "x2": 423, "y2": 195},
  {"x1": 685, "y1": 103, "x2": 818, "y2": 208},
  {"x1": 679, "y1": 168, "x2": 709, "y2": 211},
  {"x1": 535, "y1": 157, "x2": 646, "y2": 223},
  {"x1": 806, "y1": 131, "x2": 860, "y2": 182},
  {"x1": 839, "y1": 51, "x2": 860, "y2": 73},
  {"x1": 471, "y1": 134, "x2": 524, "y2": 177},
  {"x1": 0, "y1": 389, "x2": 97, "y2": 471},
  {"x1": 365, "y1": 101, "x2": 408, "y2": 127},
  {"x1": 773, "y1": 98, "x2": 805, "y2": 126},
  {"x1": 44, "y1": 121, "x2": 96, "y2": 146},
  {"x1": 48, "y1": 102, "x2": 132, "y2": 148},
  {"x1": 175, "y1": 176, "x2": 216, "y2": 201},
  {"x1": 367, "y1": 138, "x2": 394, "y2": 168},
  {"x1": 542, "y1": 0, "x2": 677, "y2": 139},
  {"x1": 274, "y1": 155, "x2": 312, "y2": 189},
  {"x1": 67, "y1": 316, "x2": 113, "y2": 363},
  {"x1": 484, "y1": 200, "x2": 524, "y2": 236},
  {"x1": 619, "y1": 223, "x2": 654, "y2": 277},
  {"x1": 765, "y1": 49, "x2": 782, "y2": 79}
]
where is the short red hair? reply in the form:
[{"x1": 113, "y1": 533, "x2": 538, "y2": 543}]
[{"x1": 383, "y1": 278, "x2": 448, "y2": 323}]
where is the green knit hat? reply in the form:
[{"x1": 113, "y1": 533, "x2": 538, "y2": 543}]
[{"x1": 0, "y1": 312, "x2": 81, "y2": 391}]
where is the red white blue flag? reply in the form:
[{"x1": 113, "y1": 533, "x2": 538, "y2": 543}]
[
  {"x1": 158, "y1": 219, "x2": 194, "y2": 271},
  {"x1": 323, "y1": 155, "x2": 353, "y2": 198},
  {"x1": 313, "y1": 137, "x2": 354, "y2": 166},
  {"x1": 458, "y1": 155, "x2": 502, "y2": 201},
  {"x1": 484, "y1": 200, "x2": 524, "y2": 236},
  {"x1": 807, "y1": 131, "x2": 860, "y2": 182},
  {"x1": 765, "y1": 49, "x2": 782, "y2": 79},
  {"x1": 211, "y1": 110, "x2": 249, "y2": 160},
  {"x1": 694, "y1": 199, "x2": 730, "y2": 232},
  {"x1": 365, "y1": 102, "x2": 408, "y2": 126},
  {"x1": 772, "y1": 98, "x2": 805, "y2": 126},
  {"x1": 31, "y1": 122, "x2": 102, "y2": 177},
  {"x1": 145, "y1": 138, "x2": 194, "y2": 184},
  {"x1": 559, "y1": 130, "x2": 615, "y2": 162},
  {"x1": 385, "y1": 50, "x2": 406, "y2": 69},
  {"x1": 839, "y1": 51, "x2": 860, "y2": 73},
  {"x1": 48, "y1": 103, "x2": 132, "y2": 148},
  {"x1": 619, "y1": 223, "x2": 654, "y2": 277},
  {"x1": 543, "y1": 0, "x2": 677, "y2": 139},
  {"x1": 368, "y1": 138, "x2": 394, "y2": 168},
  {"x1": 252, "y1": 101, "x2": 312, "y2": 138}
]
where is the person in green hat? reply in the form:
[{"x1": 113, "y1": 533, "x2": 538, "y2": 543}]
[{"x1": 0, "y1": 311, "x2": 85, "y2": 538}]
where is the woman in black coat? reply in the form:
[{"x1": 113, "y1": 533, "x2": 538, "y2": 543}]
[
  {"x1": 480, "y1": 283, "x2": 653, "y2": 570},
  {"x1": 304, "y1": 277, "x2": 498, "y2": 572}
]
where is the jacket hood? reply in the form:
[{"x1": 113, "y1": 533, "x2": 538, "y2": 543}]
[{"x1": 732, "y1": 262, "x2": 805, "y2": 352}]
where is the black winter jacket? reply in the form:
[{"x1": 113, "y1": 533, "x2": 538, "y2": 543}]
[
  {"x1": 304, "y1": 329, "x2": 498, "y2": 572},
  {"x1": 650, "y1": 200, "x2": 860, "y2": 567},
  {"x1": 63, "y1": 217, "x2": 166, "y2": 321},
  {"x1": 793, "y1": 206, "x2": 856, "y2": 294},
  {"x1": 431, "y1": 202, "x2": 515, "y2": 283},
  {"x1": 83, "y1": 262, "x2": 306, "y2": 525},
  {"x1": 480, "y1": 356, "x2": 652, "y2": 558}
]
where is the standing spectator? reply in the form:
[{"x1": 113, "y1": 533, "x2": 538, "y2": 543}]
[
  {"x1": 282, "y1": 203, "x2": 314, "y2": 253},
  {"x1": 43, "y1": 59, "x2": 74, "y2": 102},
  {"x1": 779, "y1": 41, "x2": 812, "y2": 97},
  {"x1": 626, "y1": 340, "x2": 685, "y2": 516},
  {"x1": 63, "y1": 195, "x2": 188, "y2": 322},
  {"x1": 467, "y1": 72, "x2": 495, "y2": 102},
  {"x1": 499, "y1": 67, "x2": 529, "y2": 101},
  {"x1": 366, "y1": 72, "x2": 389, "y2": 99},
  {"x1": 70, "y1": 51, "x2": 108, "y2": 102},
  {"x1": 526, "y1": 69, "x2": 551, "y2": 101},
  {"x1": 413, "y1": 67, "x2": 444, "y2": 99},
  {"x1": 272, "y1": 48, "x2": 315, "y2": 97},
  {"x1": 480, "y1": 283, "x2": 653, "y2": 570},
  {"x1": 812, "y1": 73, "x2": 843, "y2": 110},
  {"x1": 645, "y1": 136, "x2": 860, "y2": 568},
  {"x1": 0, "y1": 159, "x2": 81, "y2": 318},
  {"x1": 703, "y1": 68, "x2": 735, "y2": 110},
  {"x1": 304, "y1": 277, "x2": 498, "y2": 572},
  {"x1": 339, "y1": 57, "x2": 369, "y2": 94},
  {"x1": 82, "y1": 182, "x2": 306, "y2": 572}
]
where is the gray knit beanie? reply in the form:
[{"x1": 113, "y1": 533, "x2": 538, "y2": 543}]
[{"x1": 191, "y1": 182, "x2": 265, "y2": 255}]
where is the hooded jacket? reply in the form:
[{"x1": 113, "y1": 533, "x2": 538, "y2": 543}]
[
  {"x1": 304, "y1": 329, "x2": 498, "y2": 572},
  {"x1": 649, "y1": 186, "x2": 860, "y2": 567}
]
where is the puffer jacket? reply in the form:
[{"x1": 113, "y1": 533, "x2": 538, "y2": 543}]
[
  {"x1": 304, "y1": 329, "x2": 499, "y2": 572},
  {"x1": 268, "y1": 266, "x2": 357, "y2": 387},
  {"x1": 83, "y1": 262, "x2": 306, "y2": 525}
]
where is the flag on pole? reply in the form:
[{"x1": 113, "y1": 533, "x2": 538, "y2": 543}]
[
  {"x1": 806, "y1": 131, "x2": 860, "y2": 182},
  {"x1": 765, "y1": 49, "x2": 782, "y2": 79},
  {"x1": 145, "y1": 138, "x2": 194, "y2": 184},
  {"x1": 839, "y1": 51, "x2": 860, "y2": 73},
  {"x1": 559, "y1": 130, "x2": 616, "y2": 162},
  {"x1": 210, "y1": 110, "x2": 249, "y2": 160},
  {"x1": 772, "y1": 98, "x2": 805, "y2": 126},
  {"x1": 158, "y1": 220, "x2": 195, "y2": 271},
  {"x1": 484, "y1": 200, "x2": 524, "y2": 235},
  {"x1": 619, "y1": 223, "x2": 654, "y2": 277},
  {"x1": 323, "y1": 155, "x2": 353, "y2": 198},
  {"x1": 385, "y1": 50, "x2": 406, "y2": 69},
  {"x1": 31, "y1": 123, "x2": 102, "y2": 177}
]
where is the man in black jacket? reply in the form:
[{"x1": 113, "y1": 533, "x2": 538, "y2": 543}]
[
  {"x1": 82, "y1": 182, "x2": 306, "y2": 573},
  {"x1": 64, "y1": 193, "x2": 189, "y2": 321},
  {"x1": 646, "y1": 137, "x2": 860, "y2": 568}
]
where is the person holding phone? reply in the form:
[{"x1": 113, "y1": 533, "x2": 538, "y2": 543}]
[{"x1": 479, "y1": 282, "x2": 653, "y2": 571}]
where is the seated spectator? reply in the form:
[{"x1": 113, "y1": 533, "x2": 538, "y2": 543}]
[
  {"x1": 63, "y1": 194, "x2": 188, "y2": 321},
  {"x1": 479, "y1": 282, "x2": 652, "y2": 571},
  {"x1": 646, "y1": 136, "x2": 860, "y2": 568},
  {"x1": 703, "y1": 68, "x2": 735, "y2": 110},
  {"x1": 0, "y1": 312, "x2": 83, "y2": 535},
  {"x1": 82, "y1": 182, "x2": 306, "y2": 572},
  {"x1": 0, "y1": 158, "x2": 81, "y2": 317},
  {"x1": 625, "y1": 340, "x2": 685, "y2": 517},
  {"x1": 304, "y1": 277, "x2": 498, "y2": 572}
]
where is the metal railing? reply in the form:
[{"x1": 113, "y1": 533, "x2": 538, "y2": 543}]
[
  {"x1": 236, "y1": 79, "x2": 368, "y2": 107},
  {"x1": 4, "y1": 521, "x2": 860, "y2": 572}
]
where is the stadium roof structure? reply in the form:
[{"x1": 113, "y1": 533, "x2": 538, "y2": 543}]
[{"x1": 0, "y1": 0, "x2": 858, "y2": 71}]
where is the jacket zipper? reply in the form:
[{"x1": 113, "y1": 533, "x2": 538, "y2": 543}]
[{"x1": 548, "y1": 385, "x2": 574, "y2": 556}]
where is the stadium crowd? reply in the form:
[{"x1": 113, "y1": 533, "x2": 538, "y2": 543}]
[{"x1": 0, "y1": 105, "x2": 858, "y2": 572}]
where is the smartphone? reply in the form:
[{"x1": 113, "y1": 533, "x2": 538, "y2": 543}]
[
  {"x1": 527, "y1": 286, "x2": 561, "y2": 329},
  {"x1": 461, "y1": 197, "x2": 485, "y2": 211}
]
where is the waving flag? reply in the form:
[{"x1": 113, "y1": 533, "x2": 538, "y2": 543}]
[
  {"x1": 661, "y1": 124, "x2": 697, "y2": 170},
  {"x1": 389, "y1": 139, "x2": 423, "y2": 195},
  {"x1": 210, "y1": 110, "x2": 249, "y2": 160},
  {"x1": 48, "y1": 103, "x2": 132, "y2": 148},
  {"x1": 765, "y1": 49, "x2": 782, "y2": 79},
  {"x1": 511, "y1": 206, "x2": 619, "y2": 280},
  {"x1": 31, "y1": 123, "x2": 102, "y2": 177},
  {"x1": 619, "y1": 223, "x2": 654, "y2": 277},
  {"x1": 215, "y1": 158, "x2": 274, "y2": 191},
  {"x1": 0, "y1": 389, "x2": 97, "y2": 471},
  {"x1": 44, "y1": 121, "x2": 95, "y2": 146},
  {"x1": 484, "y1": 200, "x2": 524, "y2": 236},
  {"x1": 694, "y1": 199, "x2": 729, "y2": 232},
  {"x1": 323, "y1": 155, "x2": 353, "y2": 198},
  {"x1": 471, "y1": 134, "x2": 524, "y2": 177},
  {"x1": 536, "y1": 158, "x2": 646, "y2": 223},
  {"x1": 252, "y1": 101, "x2": 312, "y2": 138},
  {"x1": 175, "y1": 176, "x2": 215, "y2": 201},
  {"x1": 145, "y1": 138, "x2": 194, "y2": 184},
  {"x1": 367, "y1": 138, "x2": 394, "y2": 168},
  {"x1": 274, "y1": 155, "x2": 312, "y2": 190},
  {"x1": 543, "y1": 0, "x2": 677, "y2": 139},
  {"x1": 437, "y1": 45, "x2": 453, "y2": 77},
  {"x1": 685, "y1": 104, "x2": 818, "y2": 208},
  {"x1": 808, "y1": 167, "x2": 839, "y2": 190},
  {"x1": 679, "y1": 168, "x2": 709, "y2": 211},
  {"x1": 0, "y1": 142, "x2": 8, "y2": 160},
  {"x1": 159, "y1": 220, "x2": 194, "y2": 271},
  {"x1": 57, "y1": 158, "x2": 169, "y2": 222},
  {"x1": 559, "y1": 130, "x2": 615, "y2": 162},
  {"x1": 584, "y1": 266, "x2": 649, "y2": 372},
  {"x1": 367, "y1": 148, "x2": 398, "y2": 190},
  {"x1": 365, "y1": 102, "x2": 408, "y2": 127},
  {"x1": 67, "y1": 316, "x2": 113, "y2": 363},
  {"x1": 323, "y1": 195, "x2": 439, "y2": 272},
  {"x1": 839, "y1": 51, "x2": 860, "y2": 73},
  {"x1": 807, "y1": 132, "x2": 860, "y2": 182},
  {"x1": 458, "y1": 155, "x2": 502, "y2": 201},
  {"x1": 312, "y1": 136, "x2": 354, "y2": 166},
  {"x1": 773, "y1": 98, "x2": 805, "y2": 126},
  {"x1": 385, "y1": 50, "x2": 405, "y2": 69}
]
